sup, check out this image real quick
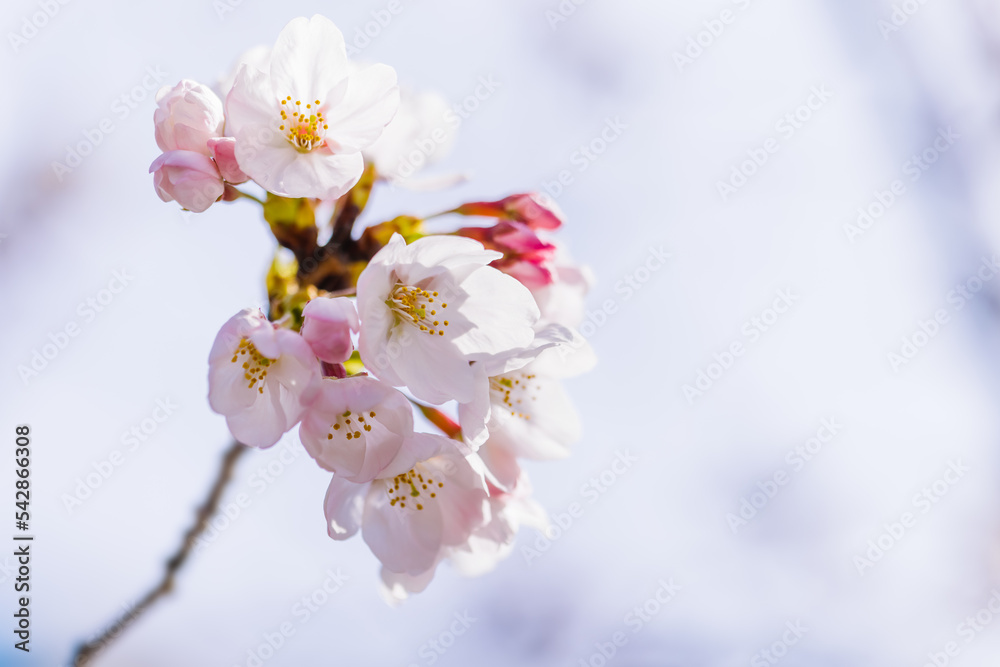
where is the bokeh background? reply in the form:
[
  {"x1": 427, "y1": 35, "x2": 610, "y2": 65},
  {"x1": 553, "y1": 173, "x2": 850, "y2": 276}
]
[{"x1": 5, "y1": 0, "x2": 1000, "y2": 664}]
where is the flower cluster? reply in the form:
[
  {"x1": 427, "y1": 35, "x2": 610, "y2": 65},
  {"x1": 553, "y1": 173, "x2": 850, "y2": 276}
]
[{"x1": 155, "y1": 14, "x2": 594, "y2": 600}]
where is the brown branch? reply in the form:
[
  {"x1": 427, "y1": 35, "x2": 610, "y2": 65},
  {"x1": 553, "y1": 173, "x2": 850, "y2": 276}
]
[{"x1": 71, "y1": 441, "x2": 247, "y2": 666}]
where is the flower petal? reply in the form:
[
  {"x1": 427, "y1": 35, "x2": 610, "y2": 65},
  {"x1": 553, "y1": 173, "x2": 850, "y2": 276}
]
[
  {"x1": 324, "y1": 476, "x2": 369, "y2": 540},
  {"x1": 324, "y1": 63, "x2": 399, "y2": 153},
  {"x1": 268, "y1": 15, "x2": 349, "y2": 104},
  {"x1": 452, "y1": 266, "x2": 539, "y2": 358},
  {"x1": 363, "y1": 482, "x2": 443, "y2": 575}
]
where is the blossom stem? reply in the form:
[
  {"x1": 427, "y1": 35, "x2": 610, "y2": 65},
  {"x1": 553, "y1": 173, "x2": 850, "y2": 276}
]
[
  {"x1": 70, "y1": 441, "x2": 247, "y2": 666},
  {"x1": 329, "y1": 164, "x2": 377, "y2": 248},
  {"x1": 421, "y1": 208, "x2": 460, "y2": 221},
  {"x1": 410, "y1": 400, "x2": 463, "y2": 440},
  {"x1": 232, "y1": 189, "x2": 265, "y2": 205}
]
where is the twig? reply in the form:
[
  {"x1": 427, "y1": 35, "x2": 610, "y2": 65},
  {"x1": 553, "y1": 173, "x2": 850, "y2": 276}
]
[{"x1": 71, "y1": 441, "x2": 247, "y2": 666}]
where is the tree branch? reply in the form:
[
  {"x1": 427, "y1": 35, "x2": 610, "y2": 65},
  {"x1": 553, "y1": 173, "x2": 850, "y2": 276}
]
[{"x1": 71, "y1": 441, "x2": 247, "y2": 666}]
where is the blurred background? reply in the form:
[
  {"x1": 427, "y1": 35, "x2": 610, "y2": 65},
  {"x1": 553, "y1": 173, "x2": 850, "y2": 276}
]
[{"x1": 5, "y1": 0, "x2": 1000, "y2": 664}]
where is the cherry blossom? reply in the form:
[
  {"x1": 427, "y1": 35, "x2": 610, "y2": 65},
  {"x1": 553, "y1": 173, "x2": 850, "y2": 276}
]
[
  {"x1": 380, "y1": 467, "x2": 547, "y2": 604},
  {"x1": 324, "y1": 434, "x2": 489, "y2": 576},
  {"x1": 356, "y1": 234, "x2": 540, "y2": 405},
  {"x1": 146, "y1": 13, "x2": 596, "y2": 603},
  {"x1": 299, "y1": 375, "x2": 417, "y2": 482},
  {"x1": 225, "y1": 14, "x2": 399, "y2": 200},
  {"x1": 207, "y1": 309, "x2": 321, "y2": 448}
]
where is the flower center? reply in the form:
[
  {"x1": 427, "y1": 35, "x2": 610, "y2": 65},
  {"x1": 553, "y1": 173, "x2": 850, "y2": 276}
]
[
  {"x1": 230, "y1": 339, "x2": 273, "y2": 395},
  {"x1": 490, "y1": 372, "x2": 539, "y2": 420},
  {"x1": 278, "y1": 96, "x2": 328, "y2": 152},
  {"x1": 386, "y1": 465, "x2": 444, "y2": 511},
  {"x1": 386, "y1": 284, "x2": 449, "y2": 337},
  {"x1": 325, "y1": 409, "x2": 375, "y2": 442}
]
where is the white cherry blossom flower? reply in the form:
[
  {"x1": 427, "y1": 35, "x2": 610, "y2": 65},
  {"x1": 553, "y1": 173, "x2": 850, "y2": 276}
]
[
  {"x1": 207, "y1": 308, "x2": 321, "y2": 448},
  {"x1": 460, "y1": 360, "x2": 582, "y2": 486},
  {"x1": 356, "y1": 234, "x2": 540, "y2": 405},
  {"x1": 299, "y1": 375, "x2": 416, "y2": 483},
  {"x1": 225, "y1": 15, "x2": 399, "y2": 200},
  {"x1": 379, "y1": 467, "x2": 546, "y2": 604},
  {"x1": 324, "y1": 434, "x2": 489, "y2": 576}
]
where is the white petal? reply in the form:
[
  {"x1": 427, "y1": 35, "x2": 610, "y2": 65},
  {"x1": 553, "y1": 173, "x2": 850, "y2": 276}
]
[
  {"x1": 457, "y1": 365, "x2": 492, "y2": 450},
  {"x1": 300, "y1": 376, "x2": 412, "y2": 482},
  {"x1": 452, "y1": 266, "x2": 539, "y2": 358},
  {"x1": 425, "y1": 450, "x2": 489, "y2": 547},
  {"x1": 267, "y1": 15, "x2": 349, "y2": 103},
  {"x1": 324, "y1": 476, "x2": 369, "y2": 540},
  {"x1": 389, "y1": 328, "x2": 477, "y2": 404},
  {"x1": 324, "y1": 63, "x2": 399, "y2": 153},
  {"x1": 487, "y1": 374, "x2": 580, "y2": 460},
  {"x1": 271, "y1": 149, "x2": 364, "y2": 200},
  {"x1": 207, "y1": 351, "x2": 258, "y2": 415},
  {"x1": 401, "y1": 235, "x2": 500, "y2": 285},
  {"x1": 362, "y1": 482, "x2": 443, "y2": 575},
  {"x1": 225, "y1": 383, "x2": 289, "y2": 448},
  {"x1": 378, "y1": 563, "x2": 438, "y2": 606},
  {"x1": 379, "y1": 432, "x2": 449, "y2": 480},
  {"x1": 225, "y1": 64, "x2": 278, "y2": 138}
]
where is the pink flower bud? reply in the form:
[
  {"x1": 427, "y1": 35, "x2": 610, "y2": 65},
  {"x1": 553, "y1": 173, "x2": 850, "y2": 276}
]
[
  {"x1": 149, "y1": 150, "x2": 225, "y2": 213},
  {"x1": 302, "y1": 297, "x2": 360, "y2": 365},
  {"x1": 153, "y1": 80, "x2": 225, "y2": 154},
  {"x1": 207, "y1": 137, "x2": 249, "y2": 184},
  {"x1": 454, "y1": 193, "x2": 564, "y2": 230},
  {"x1": 456, "y1": 221, "x2": 557, "y2": 289}
]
